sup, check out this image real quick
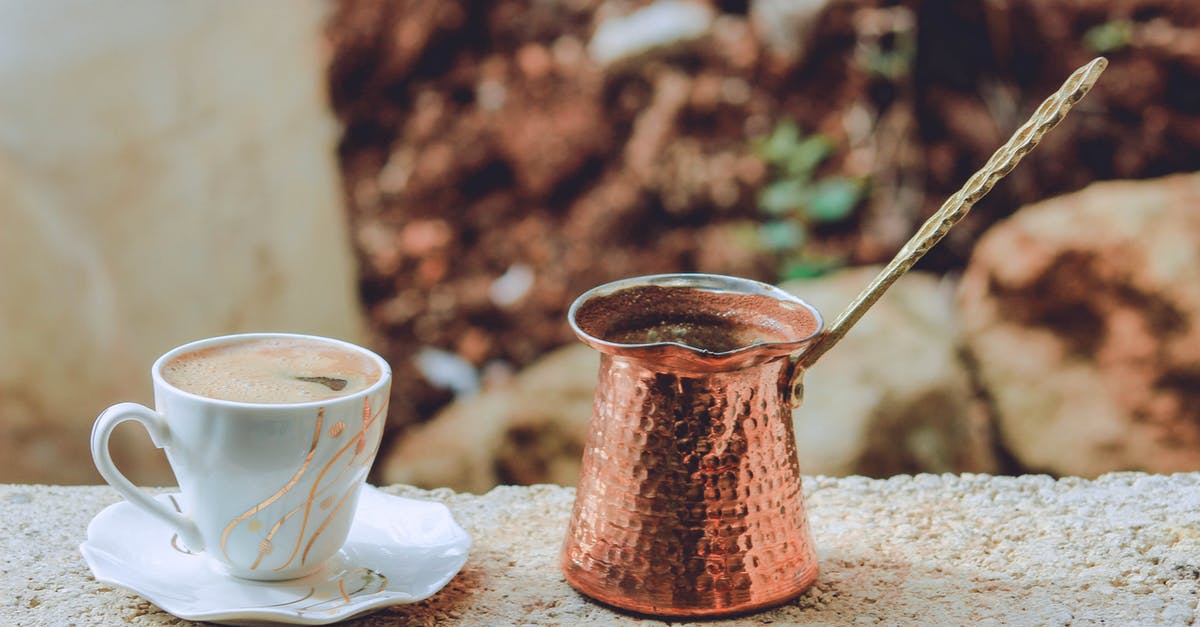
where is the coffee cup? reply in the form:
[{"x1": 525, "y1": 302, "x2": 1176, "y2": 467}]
[{"x1": 91, "y1": 333, "x2": 391, "y2": 581}]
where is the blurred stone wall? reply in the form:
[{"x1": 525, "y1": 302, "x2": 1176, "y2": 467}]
[{"x1": 0, "y1": 0, "x2": 366, "y2": 484}]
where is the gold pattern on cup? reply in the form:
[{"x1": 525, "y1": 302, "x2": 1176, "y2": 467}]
[
  {"x1": 222, "y1": 408, "x2": 325, "y2": 569},
  {"x1": 301, "y1": 483, "x2": 359, "y2": 566},
  {"x1": 256, "y1": 568, "x2": 389, "y2": 615},
  {"x1": 168, "y1": 496, "x2": 198, "y2": 555},
  {"x1": 272, "y1": 397, "x2": 387, "y2": 572},
  {"x1": 221, "y1": 408, "x2": 324, "y2": 564},
  {"x1": 208, "y1": 397, "x2": 388, "y2": 574}
]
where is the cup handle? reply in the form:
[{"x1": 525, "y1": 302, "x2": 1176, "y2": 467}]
[{"x1": 91, "y1": 402, "x2": 205, "y2": 552}]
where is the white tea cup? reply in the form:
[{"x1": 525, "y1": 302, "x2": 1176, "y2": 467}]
[{"x1": 91, "y1": 333, "x2": 391, "y2": 580}]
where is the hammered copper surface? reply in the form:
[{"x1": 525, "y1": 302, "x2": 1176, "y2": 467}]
[
  {"x1": 562, "y1": 57, "x2": 1109, "y2": 617},
  {"x1": 563, "y1": 274, "x2": 821, "y2": 617}
]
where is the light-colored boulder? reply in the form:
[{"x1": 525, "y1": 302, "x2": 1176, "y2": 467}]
[
  {"x1": 784, "y1": 267, "x2": 998, "y2": 476},
  {"x1": 750, "y1": 0, "x2": 830, "y2": 62},
  {"x1": 958, "y1": 173, "x2": 1200, "y2": 477},
  {"x1": 0, "y1": 0, "x2": 365, "y2": 484},
  {"x1": 381, "y1": 345, "x2": 599, "y2": 493},
  {"x1": 588, "y1": 0, "x2": 715, "y2": 67}
]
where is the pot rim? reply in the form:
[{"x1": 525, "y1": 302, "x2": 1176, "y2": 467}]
[{"x1": 567, "y1": 273, "x2": 824, "y2": 370}]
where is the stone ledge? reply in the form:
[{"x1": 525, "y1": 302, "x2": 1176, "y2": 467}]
[{"x1": 3, "y1": 474, "x2": 1199, "y2": 625}]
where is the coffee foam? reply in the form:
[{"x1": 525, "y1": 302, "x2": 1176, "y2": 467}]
[{"x1": 161, "y1": 337, "x2": 382, "y2": 404}]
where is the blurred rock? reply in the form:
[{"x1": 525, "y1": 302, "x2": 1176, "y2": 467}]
[
  {"x1": 489, "y1": 264, "x2": 536, "y2": 308},
  {"x1": 784, "y1": 267, "x2": 999, "y2": 476},
  {"x1": 958, "y1": 174, "x2": 1200, "y2": 477},
  {"x1": 0, "y1": 0, "x2": 364, "y2": 483},
  {"x1": 381, "y1": 345, "x2": 599, "y2": 493},
  {"x1": 414, "y1": 347, "x2": 480, "y2": 397},
  {"x1": 750, "y1": 0, "x2": 829, "y2": 62},
  {"x1": 588, "y1": 0, "x2": 715, "y2": 66}
]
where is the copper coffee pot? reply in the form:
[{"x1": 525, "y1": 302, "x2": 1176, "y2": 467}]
[{"x1": 561, "y1": 58, "x2": 1107, "y2": 617}]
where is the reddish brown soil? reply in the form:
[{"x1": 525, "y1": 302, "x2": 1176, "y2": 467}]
[{"x1": 324, "y1": 0, "x2": 1200, "y2": 463}]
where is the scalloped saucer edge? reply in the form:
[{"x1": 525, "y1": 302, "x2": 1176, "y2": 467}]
[{"x1": 80, "y1": 486, "x2": 471, "y2": 626}]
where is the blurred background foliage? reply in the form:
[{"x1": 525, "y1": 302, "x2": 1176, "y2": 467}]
[
  {"x1": 4, "y1": 0, "x2": 1200, "y2": 485},
  {"x1": 326, "y1": 0, "x2": 1200, "y2": 453}
]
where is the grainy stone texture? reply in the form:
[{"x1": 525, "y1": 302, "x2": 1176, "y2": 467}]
[
  {"x1": 3, "y1": 474, "x2": 1199, "y2": 625},
  {"x1": 958, "y1": 173, "x2": 1200, "y2": 477}
]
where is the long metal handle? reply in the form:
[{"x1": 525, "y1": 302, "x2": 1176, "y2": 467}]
[{"x1": 795, "y1": 56, "x2": 1108, "y2": 372}]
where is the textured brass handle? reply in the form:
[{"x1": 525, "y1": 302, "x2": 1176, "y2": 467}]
[{"x1": 796, "y1": 56, "x2": 1108, "y2": 371}]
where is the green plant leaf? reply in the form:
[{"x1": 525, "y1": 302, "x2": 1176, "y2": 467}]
[
  {"x1": 804, "y1": 177, "x2": 863, "y2": 223},
  {"x1": 759, "y1": 178, "x2": 808, "y2": 216},
  {"x1": 784, "y1": 134, "x2": 834, "y2": 179},
  {"x1": 726, "y1": 221, "x2": 763, "y2": 250},
  {"x1": 859, "y1": 33, "x2": 916, "y2": 80},
  {"x1": 755, "y1": 120, "x2": 802, "y2": 164},
  {"x1": 757, "y1": 220, "x2": 806, "y2": 252},
  {"x1": 1084, "y1": 20, "x2": 1132, "y2": 53},
  {"x1": 781, "y1": 256, "x2": 843, "y2": 280}
]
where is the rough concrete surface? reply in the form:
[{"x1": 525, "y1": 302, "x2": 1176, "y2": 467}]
[{"x1": 3, "y1": 474, "x2": 1199, "y2": 625}]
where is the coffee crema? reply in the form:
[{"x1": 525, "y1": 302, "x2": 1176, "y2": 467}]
[{"x1": 161, "y1": 337, "x2": 382, "y2": 404}]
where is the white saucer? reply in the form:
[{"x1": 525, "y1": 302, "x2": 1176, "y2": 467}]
[{"x1": 80, "y1": 485, "x2": 471, "y2": 625}]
